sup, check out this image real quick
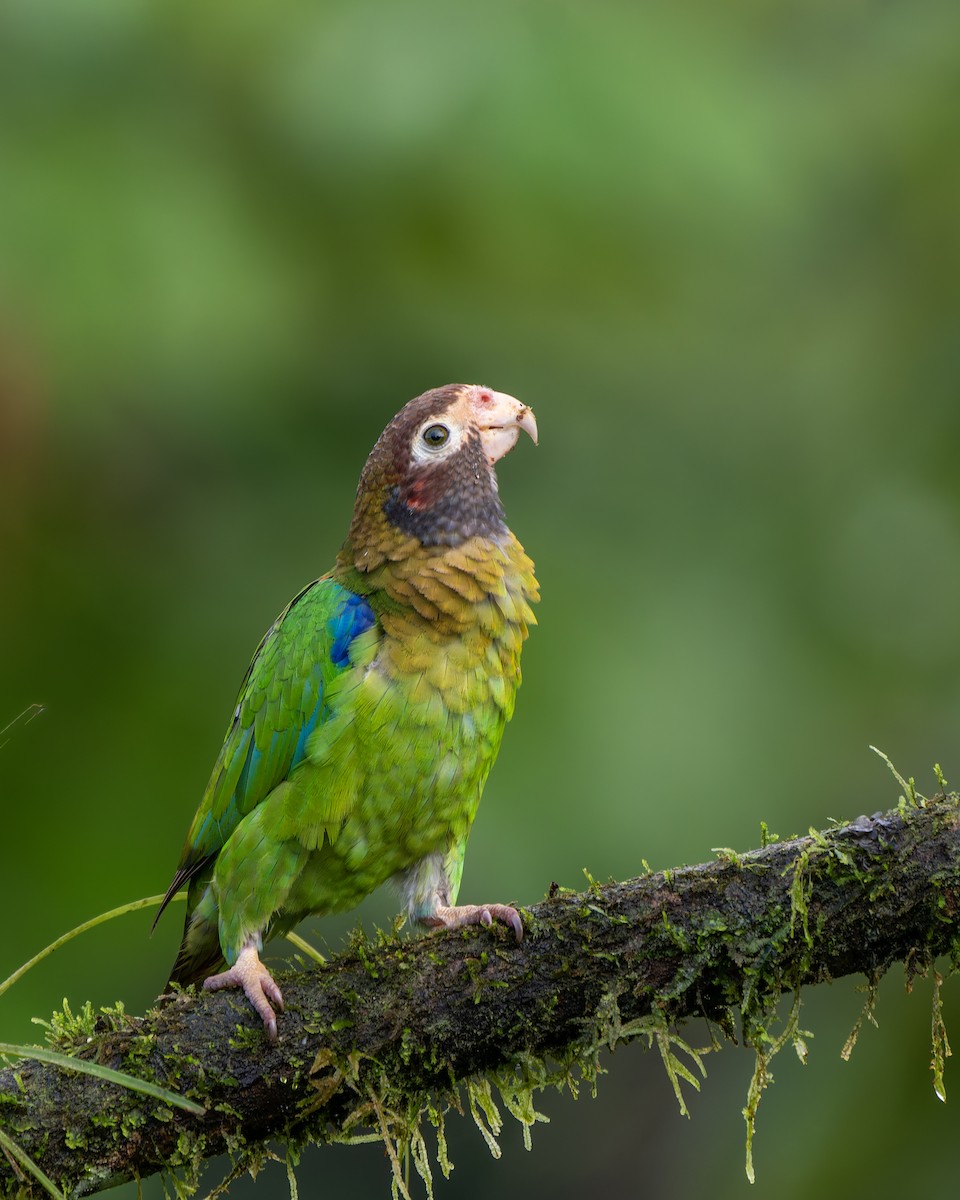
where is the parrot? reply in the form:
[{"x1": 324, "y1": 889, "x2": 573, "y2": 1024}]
[{"x1": 155, "y1": 383, "x2": 539, "y2": 1040}]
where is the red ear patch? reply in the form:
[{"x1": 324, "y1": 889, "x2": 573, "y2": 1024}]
[{"x1": 405, "y1": 477, "x2": 432, "y2": 510}]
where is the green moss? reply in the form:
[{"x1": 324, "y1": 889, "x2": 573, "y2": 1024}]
[
  {"x1": 119, "y1": 1110, "x2": 146, "y2": 1139},
  {"x1": 712, "y1": 847, "x2": 743, "y2": 867},
  {"x1": 226, "y1": 1025, "x2": 265, "y2": 1053},
  {"x1": 6, "y1": 783, "x2": 959, "y2": 1200},
  {"x1": 660, "y1": 909, "x2": 691, "y2": 953},
  {"x1": 32, "y1": 999, "x2": 97, "y2": 1049}
]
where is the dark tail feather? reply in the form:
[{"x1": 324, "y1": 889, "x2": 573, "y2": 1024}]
[
  {"x1": 152, "y1": 854, "x2": 215, "y2": 933},
  {"x1": 167, "y1": 904, "x2": 225, "y2": 986},
  {"x1": 168, "y1": 939, "x2": 225, "y2": 987},
  {"x1": 160, "y1": 858, "x2": 224, "y2": 986}
]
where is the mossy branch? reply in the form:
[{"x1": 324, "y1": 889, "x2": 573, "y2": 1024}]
[{"x1": 3, "y1": 793, "x2": 960, "y2": 1198}]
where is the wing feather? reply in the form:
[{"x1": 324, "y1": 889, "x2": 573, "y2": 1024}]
[{"x1": 155, "y1": 577, "x2": 377, "y2": 924}]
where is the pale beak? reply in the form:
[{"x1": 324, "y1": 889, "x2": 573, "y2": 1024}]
[{"x1": 468, "y1": 386, "x2": 539, "y2": 464}]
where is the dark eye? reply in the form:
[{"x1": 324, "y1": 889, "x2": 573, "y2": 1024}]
[{"x1": 422, "y1": 424, "x2": 450, "y2": 447}]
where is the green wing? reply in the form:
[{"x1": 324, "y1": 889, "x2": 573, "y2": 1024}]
[{"x1": 158, "y1": 577, "x2": 378, "y2": 917}]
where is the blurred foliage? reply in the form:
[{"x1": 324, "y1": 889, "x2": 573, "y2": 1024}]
[{"x1": 2, "y1": 0, "x2": 960, "y2": 1196}]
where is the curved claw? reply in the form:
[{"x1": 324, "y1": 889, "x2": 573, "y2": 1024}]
[
  {"x1": 204, "y1": 944, "x2": 284, "y2": 1042},
  {"x1": 425, "y1": 902, "x2": 524, "y2": 943}
]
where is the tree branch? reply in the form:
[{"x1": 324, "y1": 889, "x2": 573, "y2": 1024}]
[{"x1": 3, "y1": 794, "x2": 959, "y2": 1197}]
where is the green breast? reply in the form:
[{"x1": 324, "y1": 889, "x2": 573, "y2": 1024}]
[{"x1": 284, "y1": 532, "x2": 537, "y2": 917}]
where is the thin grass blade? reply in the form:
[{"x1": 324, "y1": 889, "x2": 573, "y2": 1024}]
[
  {"x1": 0, "y1": 1042, "x2": 205, "y2": 1115},
  {"x1": 0, "y1": 893, "x2": 186, "y2": 999}
]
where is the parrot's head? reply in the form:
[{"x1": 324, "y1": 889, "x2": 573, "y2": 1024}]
[{"x1": 348, "y1": 383, "x2": 537, "y2": 556}]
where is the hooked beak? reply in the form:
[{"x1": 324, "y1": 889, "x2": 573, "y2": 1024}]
[{"x1": 467, "y1": 386, "x2": 539, "y2": 465}]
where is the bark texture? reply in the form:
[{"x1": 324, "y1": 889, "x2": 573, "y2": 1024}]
[{"x1": 2, "y1": 795, "x2": 959, "y2": 1197}]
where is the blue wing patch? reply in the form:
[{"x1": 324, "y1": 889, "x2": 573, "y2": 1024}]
[{"x1": 328, "y1": 590, "x2": 376, "y2": 668}]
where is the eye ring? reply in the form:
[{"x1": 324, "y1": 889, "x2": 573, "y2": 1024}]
[{"x1": 421, "y1": 423, "x2": 450, "y2": 448}]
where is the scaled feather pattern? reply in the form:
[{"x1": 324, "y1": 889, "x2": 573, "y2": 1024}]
[{"x1": 157, "y1": 384, "x2": 539, "y2": 1039}]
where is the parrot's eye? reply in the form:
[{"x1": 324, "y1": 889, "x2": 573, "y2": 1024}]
[
  {"x1": 411, "y1": 419, "x2": 460, "y2": 465},
  {"x1": 422, "y1": 424, "x2": 450, "y2": 448}
]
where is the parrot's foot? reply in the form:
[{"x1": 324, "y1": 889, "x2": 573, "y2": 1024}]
[
  {"x1": 204, "y1": 944, "x2": 284, "y2": 1043},
  {"x1": 423, "y1": 903, "x2": 524, "y2": 943}
]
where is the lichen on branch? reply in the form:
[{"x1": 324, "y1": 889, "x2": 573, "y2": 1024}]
[{"x1": 2, "y1": 791, "x2": 959, "y2": 1199}]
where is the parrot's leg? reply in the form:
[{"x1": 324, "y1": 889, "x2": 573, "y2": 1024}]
[
  {"x1": 423, "y1": 902, "x2": 524, "y2": 942},
  {"x1": 204, "y1": 940, "x2": 284, "y2": 1042},
  {"x1": 402, "y1": 848, "x2": 525, "y2": 943},
  {"x1": 203, "y1": 797, "x2": 306, "y2": 1041}
]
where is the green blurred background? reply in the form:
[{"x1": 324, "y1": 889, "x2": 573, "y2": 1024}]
[{"x1": 2, "y1": 0, "x2": 960, "y2": 1195}]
